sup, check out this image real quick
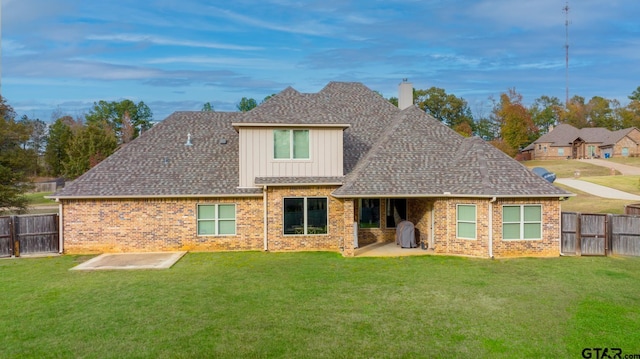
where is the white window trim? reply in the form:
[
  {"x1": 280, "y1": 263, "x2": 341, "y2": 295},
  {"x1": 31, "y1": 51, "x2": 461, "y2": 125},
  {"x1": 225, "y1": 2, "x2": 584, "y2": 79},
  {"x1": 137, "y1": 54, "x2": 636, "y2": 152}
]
[
  {"x1": 283, "y1": 197, "x2": 328, "y2": 236},
  {"x1": 502, "y1": 204, "x2": 542, "y2": 241},
  {"x1": 456, "y1": 204, "x2": 477, "y2": 240},
  {"x1": 197, "y1": 204, "x2": 237, "y2": 236},
  {"x1": 273, "y1": 129, "x2": 310, "y2": 160}
]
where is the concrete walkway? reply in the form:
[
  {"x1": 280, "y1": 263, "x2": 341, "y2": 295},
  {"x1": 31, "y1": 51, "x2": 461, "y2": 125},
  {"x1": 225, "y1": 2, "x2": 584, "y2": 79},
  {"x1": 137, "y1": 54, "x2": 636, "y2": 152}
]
[
  {"x1": 577, "y1": 159, "x2": 640, "y2": 175},
  {"x1": 355, "y1": 242, "x2": 431, "y2": 257},
  {"x1": 555, "y1": 178, "x2": 640, "y2": 200}
]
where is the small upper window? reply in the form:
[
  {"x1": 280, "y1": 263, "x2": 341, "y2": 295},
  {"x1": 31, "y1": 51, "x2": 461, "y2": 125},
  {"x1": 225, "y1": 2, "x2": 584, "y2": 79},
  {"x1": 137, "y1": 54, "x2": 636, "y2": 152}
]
[{"x1": 274, "y1": 129, "x2": 309, "y2": 159}]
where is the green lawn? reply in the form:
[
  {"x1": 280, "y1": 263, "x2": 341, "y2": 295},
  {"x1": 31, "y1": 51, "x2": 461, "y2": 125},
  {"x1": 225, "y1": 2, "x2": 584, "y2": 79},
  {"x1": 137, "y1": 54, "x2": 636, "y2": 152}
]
[
  {"x1": 606, "y1": 157, "x2": 640, "y2": 167},
  {"x1": 2, "y1": 252, "x2": 640, "y2": 358},
  {"x1": 25, "y1": 191, "x2": 56, "y2": 205},
  {"x1": 522, "y1": 159, "x2": 619, "y2": 177},
  {"x1": 556, "y1": 183, "x2": 636, "y2": 214}
]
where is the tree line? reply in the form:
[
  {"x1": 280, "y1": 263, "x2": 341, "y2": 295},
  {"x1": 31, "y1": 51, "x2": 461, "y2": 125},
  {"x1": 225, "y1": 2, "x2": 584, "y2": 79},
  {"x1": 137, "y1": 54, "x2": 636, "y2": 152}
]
[{"x1": 390, "y1": 86, "x2": 640, "y2": 157}]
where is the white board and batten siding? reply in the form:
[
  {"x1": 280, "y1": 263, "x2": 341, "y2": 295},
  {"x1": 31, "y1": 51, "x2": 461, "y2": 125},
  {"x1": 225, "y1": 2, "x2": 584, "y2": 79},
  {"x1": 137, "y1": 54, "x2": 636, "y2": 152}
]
[{"x1": 239, "y1": 127, "x2": 344, "y2": 187}]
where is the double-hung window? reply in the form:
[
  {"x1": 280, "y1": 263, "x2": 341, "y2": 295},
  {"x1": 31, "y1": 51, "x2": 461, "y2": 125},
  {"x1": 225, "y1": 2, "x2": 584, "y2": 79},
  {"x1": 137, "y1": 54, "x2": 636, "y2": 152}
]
[
  {"x1": 283, "y1": 197, "x2": 328, "y2": 235},
  {"x1": 502, "y1": 205, "x2": 542, "y2": 240},
  {"x1": 456, "y1": 204, "x2": 476, "y2": 239},
  {"x1": 197, "y1": 204, "x2": 236, "y2": 235},
  {"x1": 274, "y1": 129, "x2": 309, "y2": 159}
]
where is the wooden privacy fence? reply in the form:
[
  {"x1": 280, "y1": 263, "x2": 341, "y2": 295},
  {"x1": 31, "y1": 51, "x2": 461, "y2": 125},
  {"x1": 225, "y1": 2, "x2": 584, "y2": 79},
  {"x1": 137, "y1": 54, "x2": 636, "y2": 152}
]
[
  {"x1": 0, "y1": 214, "x2": 59, "y2": 257},
  {"x1": 561, "y1": 212, "x2": 640, "y2": 257}
]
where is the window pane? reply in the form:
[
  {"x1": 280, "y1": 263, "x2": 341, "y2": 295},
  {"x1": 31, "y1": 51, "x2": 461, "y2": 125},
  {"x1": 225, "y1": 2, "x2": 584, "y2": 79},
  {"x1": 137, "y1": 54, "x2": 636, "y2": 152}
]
[
  {"x1": 274, "y1": 130, "x2": 290, "y2": 159},
  {"x1": 284, "y1": 198, "x2": 304, "y2": 234},
  {"x1": 457, "y1": 205, "x2": 476, "y2": 222},
  {"x1": 503, "y1": 223, "x2": 520, "y2": 240},
  {"x1": 293, "y1": 130, "x2": 309, "y2": 159},
  {"x1": 218, "y1": 204, "x2": 235, "y2": 219},
  {"x1": 524, "y1": 223, "x2": 541, "y2": 239},
  {"x1": 458, "y1": 222, "x2": 476, "y2": 239},
  {"x1": 524, "y1": 206, "x2": 541, "y2": 222},
  {"x1": 359, "y1": 199, "x2": 380, "y2": 228},
  {"x1": 198, "y1": 205, "x2": 216, "y2": 220},
  {"x1": 503, "y1": 206, "x2": 520, "y2": 222},
  {"x1": 198, "y1": 221, "x2": 215, "y2": 235},
  {"x1": 307, "y1": 198, "x2": 327, "y2": 234},
  {"x1": 218, "y1": 220, "x2": 236, "y2": 235}
]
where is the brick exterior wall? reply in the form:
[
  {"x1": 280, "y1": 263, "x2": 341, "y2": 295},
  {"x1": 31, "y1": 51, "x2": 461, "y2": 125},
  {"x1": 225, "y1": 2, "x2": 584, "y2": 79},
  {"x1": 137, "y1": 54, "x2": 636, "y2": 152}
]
[
  {"x1": 348, "y1": 197, "x2": 561, "y2": 258},
  {"x1": 264, "y1": 186, "x2": 345, "y2": 252},
  {"x1": 61, "y1": 197, "x2": 264, "y2": 254},
  {"x1": 491, "y1": 198, "x2": 561, "y2": 258},
  {"x1": 530, "y1": 143, "x2": 572, "y2": 160},
  {"x1": 61, "y1": 193, "x2": 561, "y2": 258},
  {"x1": 611, "y1": 135, "x2": 640, "y2": 157}
]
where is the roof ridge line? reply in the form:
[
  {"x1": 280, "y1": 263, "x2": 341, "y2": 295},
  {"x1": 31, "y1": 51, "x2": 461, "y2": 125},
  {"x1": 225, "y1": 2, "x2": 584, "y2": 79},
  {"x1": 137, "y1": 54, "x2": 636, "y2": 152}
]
[{"x1": 337, "y1": 108, "x2": 409, "y2": 192}]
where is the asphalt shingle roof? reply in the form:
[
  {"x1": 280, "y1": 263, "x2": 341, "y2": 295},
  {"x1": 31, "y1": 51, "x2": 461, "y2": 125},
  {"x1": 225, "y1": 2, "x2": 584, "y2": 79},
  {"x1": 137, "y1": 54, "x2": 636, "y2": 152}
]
[
  {"x1": 333, "y1": 106, "x2": 569, "y2": 197},
  {"x1": 55, "y1": 112, "x2": 261, "y2": 197},
  {"x1": 55, "y1": 81, "x2": 570, "y2": 199}
]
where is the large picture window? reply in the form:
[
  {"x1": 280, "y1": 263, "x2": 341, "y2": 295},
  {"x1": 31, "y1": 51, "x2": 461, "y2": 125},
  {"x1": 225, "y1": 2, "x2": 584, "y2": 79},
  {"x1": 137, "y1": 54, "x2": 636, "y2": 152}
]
[
  {"x1": 283, "y1": 197, "x2": 327, "y2": 235},
  {"x1": 197, "y1": 204, "x2": 236, "y2": 235},
  {"x1": 359, "y1": 199, "x2": 380, "y2": 228},
  {"x1": 274, "y1": 129, "x2": 309, "y2": 159},
  {"x1": 503, "y1": 205, "x2": 542, "y2": 240},
  {"x1": 456, "y1": 204, "x2": 476, "y2": 239}
]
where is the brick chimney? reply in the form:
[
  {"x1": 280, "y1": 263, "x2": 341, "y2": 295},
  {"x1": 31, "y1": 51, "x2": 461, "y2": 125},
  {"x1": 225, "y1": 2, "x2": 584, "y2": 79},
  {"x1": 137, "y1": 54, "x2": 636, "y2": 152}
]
[{"x1": 398, "y1": 79, "x2": 413, "y2": 110}]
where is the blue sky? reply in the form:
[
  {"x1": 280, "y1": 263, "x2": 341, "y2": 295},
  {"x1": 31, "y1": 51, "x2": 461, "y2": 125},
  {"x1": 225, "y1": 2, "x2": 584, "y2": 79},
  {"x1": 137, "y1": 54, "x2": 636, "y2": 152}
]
[{"x1": 2, "y1": 0, "x2": 639, "y2": 122}]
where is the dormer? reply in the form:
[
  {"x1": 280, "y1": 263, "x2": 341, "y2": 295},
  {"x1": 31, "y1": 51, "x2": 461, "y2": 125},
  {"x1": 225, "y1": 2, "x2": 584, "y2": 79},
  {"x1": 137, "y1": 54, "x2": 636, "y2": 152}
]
[{"x1": 233, "y1": 123, "x2": 349, "y2": 188}]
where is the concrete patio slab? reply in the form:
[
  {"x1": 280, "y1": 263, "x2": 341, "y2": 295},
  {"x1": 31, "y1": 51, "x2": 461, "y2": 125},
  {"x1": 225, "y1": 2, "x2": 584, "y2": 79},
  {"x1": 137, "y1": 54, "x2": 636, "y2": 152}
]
[
  {"x1": 70, "y1": 251, "x2": 187, "y2": 271},
  {"x1": 355, "y1": 242, "x2": 432, "y2": 257}
]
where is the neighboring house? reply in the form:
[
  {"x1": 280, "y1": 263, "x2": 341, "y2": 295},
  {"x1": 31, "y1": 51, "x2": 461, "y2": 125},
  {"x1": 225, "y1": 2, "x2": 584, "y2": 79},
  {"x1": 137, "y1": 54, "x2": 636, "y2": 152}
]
[
  {"x1": 51, "y1": 81, "x2": 572, "y2": 258},
  {"x1": 521, "y1": 124, "x2": 640, "y2": 160}
]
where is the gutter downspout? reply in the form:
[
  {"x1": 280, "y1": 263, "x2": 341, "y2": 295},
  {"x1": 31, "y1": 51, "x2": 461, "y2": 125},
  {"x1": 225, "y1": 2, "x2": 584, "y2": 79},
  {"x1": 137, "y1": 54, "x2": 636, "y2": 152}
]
[
  {"x1": 263, "y1": 186, "x2": 268, "y2": 251},
  {"x1": 559, "y1": 198, "x2": 564, "y2": 256},
  {"x1": 489, "y1": 197, "x2": 496, "y2": 259},
  {"x1": 58, "y1": 200, "x2": 64, "y2": 254}
]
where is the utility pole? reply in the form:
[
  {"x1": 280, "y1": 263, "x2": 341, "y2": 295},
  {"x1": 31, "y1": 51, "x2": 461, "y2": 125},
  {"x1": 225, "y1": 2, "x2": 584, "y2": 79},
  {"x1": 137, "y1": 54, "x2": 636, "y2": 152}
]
[
  {"x1": 0, "y1": 0, "x2": 3, "y2": 96},
  {"x1": 563, "y1": 1, "x2": 570, "y2": 107}
]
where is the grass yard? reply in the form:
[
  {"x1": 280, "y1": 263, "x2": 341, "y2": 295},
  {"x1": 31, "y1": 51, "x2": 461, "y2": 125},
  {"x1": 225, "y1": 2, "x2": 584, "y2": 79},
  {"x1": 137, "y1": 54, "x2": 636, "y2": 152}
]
[
  {"x1": 522, "y1": 160, "x2": 618, "y2": 178},
  {"x1": 25, "y1": 191, "x2": 56, "y2": 205},
  {"x1": 606, "y1": 157, "x2": 640, "y2": 167},
  {"x1": 2, "y1": 252, "x2": 640, "y2": 358},
  {"x1": 556, "y1": 183, "x2": 636, "y2": 214}
]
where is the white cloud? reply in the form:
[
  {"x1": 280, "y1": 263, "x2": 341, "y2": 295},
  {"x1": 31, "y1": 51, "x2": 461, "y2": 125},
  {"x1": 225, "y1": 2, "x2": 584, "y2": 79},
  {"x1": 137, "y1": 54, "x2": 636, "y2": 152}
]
[{"x1": 86, "y1": 34, "x2": 262, "y2": 51}]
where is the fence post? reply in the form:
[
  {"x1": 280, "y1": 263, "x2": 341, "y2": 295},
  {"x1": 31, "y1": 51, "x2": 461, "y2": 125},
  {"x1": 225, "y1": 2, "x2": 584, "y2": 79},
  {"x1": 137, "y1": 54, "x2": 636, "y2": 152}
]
[
  {"x1": 605, "y1": 214, "x2": 612, "y2": 256},
  {"x1": 575, "y1": 213, "x2": 581, "y2": 256},
  {"x1": 10, "y1": 216, "x2": 19, "y2": 257}
]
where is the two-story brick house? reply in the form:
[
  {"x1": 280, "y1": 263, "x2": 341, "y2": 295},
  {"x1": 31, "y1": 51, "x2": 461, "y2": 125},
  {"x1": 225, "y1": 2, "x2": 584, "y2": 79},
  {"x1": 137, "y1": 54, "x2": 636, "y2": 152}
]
[{"x1": 52, "y1": 81, "x2": 572, "y2": 258}]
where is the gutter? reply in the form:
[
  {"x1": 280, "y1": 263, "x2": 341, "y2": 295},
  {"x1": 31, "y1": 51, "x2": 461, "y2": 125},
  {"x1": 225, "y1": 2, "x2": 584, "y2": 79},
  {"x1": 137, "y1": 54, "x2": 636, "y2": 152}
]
[
  {"x1": 48, "y1": 193, "x2": 264, "y2": 200},
  {"x1": 58, "y1": 200, "x2": 64, "y2": 254},
  {"x1": 263, "y1": 186, "x2": 268, "y2": 251},
  {"x1": 489, "y1": 196, "x2": 496, "y2": 259},
  {"x1": 330, "y1": 193, "x2": 575, "y2": 199}
]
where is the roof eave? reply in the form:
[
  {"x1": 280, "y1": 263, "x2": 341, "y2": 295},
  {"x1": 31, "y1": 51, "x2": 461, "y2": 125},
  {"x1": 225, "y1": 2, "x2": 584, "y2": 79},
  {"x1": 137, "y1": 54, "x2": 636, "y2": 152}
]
[
  {"x1": 49, "y1": 193, "x2": 264, "y2": 200},
  {"x1": 330, "y1": 193, "x2": 575, "y2": 199}
]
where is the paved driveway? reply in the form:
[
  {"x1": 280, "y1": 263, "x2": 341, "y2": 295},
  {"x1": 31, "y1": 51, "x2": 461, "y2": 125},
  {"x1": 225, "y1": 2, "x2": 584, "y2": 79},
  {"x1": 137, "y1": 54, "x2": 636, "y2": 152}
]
[
  {"x1": 578, "y1": 159, "x2": 640, "y2": 175},
  {"x1": 555, "y1": 178, "x2": 640, "y2": 200}
]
